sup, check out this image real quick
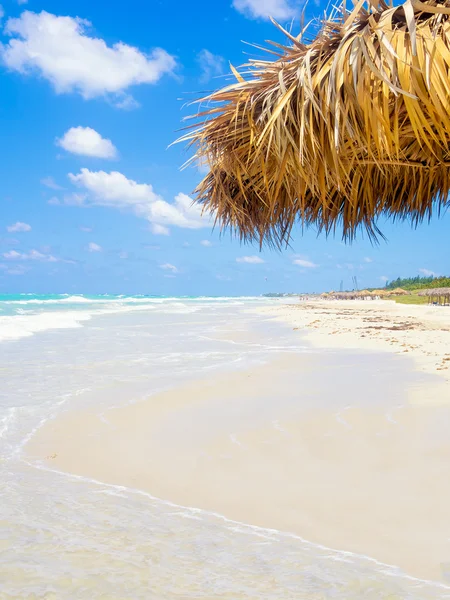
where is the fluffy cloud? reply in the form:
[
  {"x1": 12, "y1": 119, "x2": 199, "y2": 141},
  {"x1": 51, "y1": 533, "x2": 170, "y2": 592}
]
[
  {"x1": 232, "y1": 0, "x2": 295, "y2": 20},
  {"x1": 201, "y1": 240, "x2": 212, "y2": 247},
  {"x1": 151, "y1": 224, "x2": 170, "y2": 236},
  {"x1": 293, "y1": 258, "x2": 318, "y2": 268},
  {"x1": 419, "y1": 268, "x2": 438, "y2": 277},
  {"x1": 68, "y1": 169, "x2": 209, "y2": 233},
  {"x1": 0, "y1": 6, "x2": 4, "y2": 22},
  {"x1": 41, "y1": 175, "x2": 64, "y2": 190},
  {"x1": 380, "y1": 276, "x2": 389, "y2": 283},
  {"x1": 197, "y1": 49, "x2": 224, "y2": 82},
  {"x1": 7, "y1": 221, "x2": 31, "y2": 232},
  {"x1": 79, "y1": 226, "x2": 92, "y2": 232},
  {"x1": 3, "y1": 249, "x2": 58, "y2": 262},
  {"x1": 57, "y1": 126, "x2": 118, "y2": 158},
  {"x1": 87, "y1": 242, "x2": 102, "y2": 252},
  {"x1": 17, "y1": 0, "x2": 28, "y2": 4},
  {"x1": 160, "y1": 263, "x2": 178, "y2": 273},
  {"x1": 236, "y1": 255, "x2": 264, "y2": 264},
  {"x1": 1, "y1": 11, "x2": 176, "y2": 106}
]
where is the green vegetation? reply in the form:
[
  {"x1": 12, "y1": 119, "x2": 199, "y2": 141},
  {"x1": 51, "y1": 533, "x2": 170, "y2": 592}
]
[
  {"x1": 388, "y1": 294, "x2": 429, "y2": 305},
  {"x1": 385, "y1": 276, "x2": 450, "y2": 291}
]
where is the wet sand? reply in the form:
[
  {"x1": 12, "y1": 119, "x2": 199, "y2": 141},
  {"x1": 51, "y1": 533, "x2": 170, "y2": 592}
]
[{"x1": 27, "y1": 303, "x2": 450, "y2": 585}]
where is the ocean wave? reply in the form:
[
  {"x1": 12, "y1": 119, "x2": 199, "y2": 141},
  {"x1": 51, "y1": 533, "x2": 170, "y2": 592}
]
[
  {"x1": 0, "y1": 295, "x2": 276, "y2": 342},
  {"x1": 0, "y1": 310, "x2": 93, "y2": 342}
]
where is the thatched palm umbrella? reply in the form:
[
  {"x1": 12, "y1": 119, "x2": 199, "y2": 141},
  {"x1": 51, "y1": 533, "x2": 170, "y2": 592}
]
[
  {"x1": 419, "y1": 287, "x2": 450, "y2": 303},
  {"x1": 182, "y1": 0, "x2": 450, "y2": 246},
  {"x1": 387, "y1": 287, "x2": 410, "y2": 296},
  {"x1": 372, "y1": 289, "x2": 389, "y2": 297},
  {"x1": 357, "y1": 289, "x2": 373, "y2": 299}
]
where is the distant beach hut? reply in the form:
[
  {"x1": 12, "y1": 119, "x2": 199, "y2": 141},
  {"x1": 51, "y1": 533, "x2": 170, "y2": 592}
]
[
  {"x1": 372, "y1": 289, "x2": 389, "y2": 299},
  {"x1": 329, "y1": 291, "x2": 359, "y2": 300},
  {"x1": 419, "y1": 288, "x2": 450, "y2": 305},
  {"x1": 387, "y1": 288, "x2": 409, "y2": 297},
  {"x1": 181, "y1": 0, "x2": 450, "y2": 246},
  {"x1": 357, "y1": 290, "x2": 373, "y2": 300}
]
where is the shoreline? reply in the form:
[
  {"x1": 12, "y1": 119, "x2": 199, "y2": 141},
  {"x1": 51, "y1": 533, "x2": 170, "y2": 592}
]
[
  {"x1": 26, "y1": 301, "x2": 450, "y2": 584},
  {"x1": 261, "y1": 299, "x2": 450, "y2": 381}
]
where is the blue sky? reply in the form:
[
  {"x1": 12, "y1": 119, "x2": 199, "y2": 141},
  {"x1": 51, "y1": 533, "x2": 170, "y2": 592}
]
[{"x1": 0, "y1": 0, "x2": 448, "y2": 295}]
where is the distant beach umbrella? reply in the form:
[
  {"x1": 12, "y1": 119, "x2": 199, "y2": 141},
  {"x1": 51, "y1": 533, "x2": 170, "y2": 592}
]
[
  {"x1": 181, "y1": 0, "x2": 450, "y2": 247},
  {"x1": 387, "y1": 287, "x2": 410, "y2": 296},
  {"x1": 419, "y1": 287, "x2": 450, "y2": 303}
]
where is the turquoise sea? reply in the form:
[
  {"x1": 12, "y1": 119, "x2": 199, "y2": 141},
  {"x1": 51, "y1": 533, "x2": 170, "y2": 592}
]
[{"x1": 1, "y1": 294, "x2": 449, "y2": 599}]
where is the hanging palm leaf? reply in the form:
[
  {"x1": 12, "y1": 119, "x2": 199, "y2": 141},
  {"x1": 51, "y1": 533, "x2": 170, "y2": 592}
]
[{"x1": 180, "y1": 0, "x2": 450, "y2": 247}]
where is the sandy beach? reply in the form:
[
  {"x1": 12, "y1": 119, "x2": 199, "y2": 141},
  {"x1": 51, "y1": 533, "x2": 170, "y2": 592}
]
[
  {"x1": 27, "y1": 299, "x2": 450, "y2": 586},
  {"x1": 266, "y1": 299, "x2": 450, "y2": 384}
]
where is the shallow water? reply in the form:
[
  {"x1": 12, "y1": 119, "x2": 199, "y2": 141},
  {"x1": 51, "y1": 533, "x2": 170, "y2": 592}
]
[{"x1": 1, "y1": 295, "x2": 449, "y2": 599}]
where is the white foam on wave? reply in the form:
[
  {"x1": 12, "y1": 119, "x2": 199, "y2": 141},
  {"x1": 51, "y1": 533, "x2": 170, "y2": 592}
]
[
  {"x1": 25, "y1": 457, "x2": 450, "y2": 595},
  {"x1": 0, "y1": 310, "x2": 93, "y2": 342},
  {"x1": 0, "y1": 296, "x2": 273, "y2": 343}
]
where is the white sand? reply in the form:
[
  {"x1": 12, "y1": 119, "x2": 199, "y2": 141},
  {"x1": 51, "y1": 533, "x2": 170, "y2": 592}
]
[
  {"x1": 264, "y1": 299, "x2": 450, "y2": 389},
  {"x1": 27, "y1": 300, "x2": 450, "y2": 583}
]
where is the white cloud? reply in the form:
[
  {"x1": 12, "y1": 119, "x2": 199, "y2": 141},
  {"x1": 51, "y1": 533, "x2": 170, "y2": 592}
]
[
  {"x1": 216, "y1": 274, "x2": 231, "y2": 281},
  {"x1": 293, "y1": 258, "x2": 318, "y2": 269},
  {"x1": 1, "y1": 11, "x2": 176, "y2": 106},
  {"x1": 419, "y1": 268, "x2": 438, "y2": 277},
  {"x1": 114, "y1": 95, "x2": 140, "y2": 110},
  {"x1": 151, "y1": 223, "x2": 170, "y2": 236},
  {"x1": 201, "y1": 240, "x2": 212, "y2": 247},
  {"x1": 7, "y1": 221, "x2": 31, "y2": 232},
  {"x1": 79, "y1": 226, "x2": 92, "y2": 232},
  {"x1": 380, "y1": 276, "x2": 389, "y2": 283},
  {"x1": 364, "y1": 257, "x2": 373, "y2": 263},
  {"x1": 232, "y1": 0, "x2": 295, "y2": 20},
  {"x1": 57, "y1": 126, "x2": 118, "y2": 158},
  {"x1": 160, "y1": 263, "x2": 178, "y2": 273},
  {"x1": 87, "y1": 242, "x2": 102, "y2": 252},
  {"x1": 3, "y1": 249, "x2": 58, "y2": 262},
  {"x1": 68, "y1": 169, "x2": 209, "y2": 233},
  {"x1": 63, "y1": 192, "x2": 87, "y2": 206},
  {"x1": 197, "y1": 49, "x2": 224, "y2": 83},
  {"x1": 41, "y1": 175, "x2": 63, "y2": 190},
  {"x1": 0, "y1": 6, "x2": 5, "y2": 22},
  {"x1": 236, "y1": 255, "x2": 264, "y2": 264},
  {"x1": 0, "y1": 264, "x2": 29, "y2": 275},
  {"x1": 47, "y1": 196, "x2": 60, "y2": 205},
  {"x1": 118, "y1": 251, "x2": 128, "y2": 259},
  {"x1": 17, "y1": 0, "x2": 28, "y2": 4}
]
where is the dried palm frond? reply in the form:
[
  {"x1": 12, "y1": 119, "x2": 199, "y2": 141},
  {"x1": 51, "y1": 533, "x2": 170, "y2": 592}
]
[{"x1": 180, "y1": 0, "x2": 450, "y2": 247}]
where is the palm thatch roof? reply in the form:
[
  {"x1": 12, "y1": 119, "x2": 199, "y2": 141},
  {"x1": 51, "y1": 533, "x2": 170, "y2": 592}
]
[
  {"x1": 418, "y1": 287, "x2": 450, "y2": 297},
  {"x1": 181, "y1": 0, "x2": 450, "y2": 247},
  {"x1": 386, "y1": 287, "x2": 410, "y2": 295},
  {"x1": 328, "y1": 290, "x2": 360, "y2": 299}
]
